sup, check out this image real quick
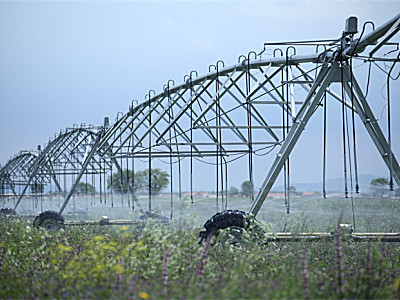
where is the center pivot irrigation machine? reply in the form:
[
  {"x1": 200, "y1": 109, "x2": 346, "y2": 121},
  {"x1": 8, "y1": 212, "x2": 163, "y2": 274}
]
[{"x1": 1, "y1": 14, "x2": 400, "y2": 242}]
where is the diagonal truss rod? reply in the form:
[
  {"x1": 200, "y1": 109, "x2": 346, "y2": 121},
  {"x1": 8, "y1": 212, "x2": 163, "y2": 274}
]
[
  {"x1": 249, "y1": 56, "x2": 400, "y2": 216},
  {"x1": 249, "y1": 62, "x2": 338, "y2": 215},
  {"x1": 296, "y1": 64, "x2": 355, "y2": 110},
  {"x1": 161, "y1": 94, "x2": 227, "y2": 154}
]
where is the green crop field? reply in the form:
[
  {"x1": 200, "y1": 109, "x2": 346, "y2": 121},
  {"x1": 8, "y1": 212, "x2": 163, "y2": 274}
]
[{"x1": 1, "y1": 195, "x2": 400, "y2": 299}]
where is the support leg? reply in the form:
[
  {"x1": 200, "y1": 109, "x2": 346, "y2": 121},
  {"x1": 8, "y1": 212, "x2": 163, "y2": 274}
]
[
  {"x1": 249, "y1": 63, "x2": 338, "y2": 216},
  {"x1": 344, "y1": 68, "x2": 400, "y2": 186},
  {"x1": 58, "y1": 135, "x2": 103, "y2": 214}
]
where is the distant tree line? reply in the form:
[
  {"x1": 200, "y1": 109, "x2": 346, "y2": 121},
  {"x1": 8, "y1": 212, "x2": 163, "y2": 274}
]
[
  {"x1": 108, "y1": 168, "x2": 169, "y2": 195},
  {"x1": 370, "y1": 177, "x2": 399, "y2": 197},
  {"x1": 227, "y1": 181, "x2": 254, "y2": 198},
  {"x1": 52, "y1": 175, "x2": 400, "y2": 199},
  {"x1": 228, "y1": 181, "x2": 301, "y2": 198},
  {"x1": 30, "y1": 182, "x2": 44, "y2": 194},
  {"x1": 74, "y1": 182, "x2": 96, "y2": 195}
]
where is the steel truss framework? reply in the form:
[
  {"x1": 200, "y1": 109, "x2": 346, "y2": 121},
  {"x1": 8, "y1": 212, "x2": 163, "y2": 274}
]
[
  {"x1": 0, "y1": 150, "x2": 41, "y2": 197},
  {"x1": 1, "y1": 13, "x2": 400, "y2": 219},
  {"x1": 0, "y1": 125, "x2": 115, "y2": 212}
]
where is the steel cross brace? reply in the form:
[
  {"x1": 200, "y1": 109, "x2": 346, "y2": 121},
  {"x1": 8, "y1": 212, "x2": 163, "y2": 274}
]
[
  {"x1": 132, "y1": 86, "x2": 191, "y2": 148},
  {"x1": 225, "y1": 72, "x2": 282, "y2": 141},
  {"x1": 249, "y1": 62, "x2": 338, "y2": 215},
  {"x1": 208, "y1": 76, "x2": 278, "y2": 140},
  {"x1": 13, "y1": 129, "x2": 98, "y2": 211},
  {"x1": 4, "y1": 176, "x2": 17, "y2": 197},
  {"x1": 130, "y1": 92, "x2": 199, "y2": 154},
  {"x1": 197, "y1": 73, "x2": 279, "y2": 142},
  {"x1": 296, "y1": 64, "x2": 355, "y2": 110},
  {"x1": 192, "y1": 69, "x2": 240, "y2": 125},
  {"x1": 57, "y1": 132, "x2": 132, "y2": 214},
  {"x1": 157, "y1": 79, "x2": 215, "y2": 143},
  {"x1": 98, "y1": 109, "x2": 141, "y2": 151},
  {"x1": 196, "y1": 92, "x2": 249, "y2": 144},
  {"x1": 249, "y1": 59, "x2": 400, "y2": 216},
  {"x1": 154, "y1": 100, "x2": 204, "y2": 154},
  {"x1": 13, "y1": 139, "x2": 68, "y2": 210}
]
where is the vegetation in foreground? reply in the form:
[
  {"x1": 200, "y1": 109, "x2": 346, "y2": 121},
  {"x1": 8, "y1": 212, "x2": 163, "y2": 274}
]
[{"x1": 1, "y1": 216, "x2": 400, "y2": 299}]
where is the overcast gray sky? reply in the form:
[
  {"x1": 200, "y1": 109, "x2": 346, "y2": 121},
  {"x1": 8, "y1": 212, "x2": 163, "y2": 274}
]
[{"x1": 0, "y1": 0, "x2": 399, "y2": 191}]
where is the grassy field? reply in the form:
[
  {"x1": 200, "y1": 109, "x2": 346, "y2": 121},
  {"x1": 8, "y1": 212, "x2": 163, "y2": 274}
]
[
  {"x1": 0, "y1": 215, "x2": 400, "y2": 299},
  {"x1": 0, "y1": 194, "x2": 400, "y2": 299}
]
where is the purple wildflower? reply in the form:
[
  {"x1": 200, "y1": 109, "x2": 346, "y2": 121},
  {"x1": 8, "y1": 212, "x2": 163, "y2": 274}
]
[
  {"x1": 365, "y1": 245, "x2": 372, "y2": 298},
  {"x1": 197, "y1": 235, "x2": 211, "y2": 286},
  {"x1": 162, "y1": 248, "x2": 170, "y2": 295},
  {"x1": 302, "y1": 250, "x2": 310, "y2": 300},
  {"x1": 334, "y1": 223, "x2": 344, "y2": 296}
]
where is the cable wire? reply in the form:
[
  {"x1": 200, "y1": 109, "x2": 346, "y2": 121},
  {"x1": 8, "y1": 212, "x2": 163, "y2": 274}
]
[
  {"x1": 340, "y1": 62, "x2": 349, "y2": 198},
  {"x1": 386, "y1": 52, "x2": 400, "y2": 190}
]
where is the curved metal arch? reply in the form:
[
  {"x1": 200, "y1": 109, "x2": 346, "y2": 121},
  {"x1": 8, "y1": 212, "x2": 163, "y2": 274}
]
[
  {"x1": 33, "y1": 127, "x2": 104, "y2": 174},
  {"x1": 99, "y1": 56, "x2": 303, "y2": 157},
  {"x1": 0, "y1": 150, "x2": 42, "y2": 197},
  {"x1": 12, "y1": 125, "x2": 113, "y2": 213},
  {"x1": 97, "y1": 54, "x2": 329, "y2": 160},
  {"x1": 0, "y1": 151, "x2": 38, "y2": 179}
]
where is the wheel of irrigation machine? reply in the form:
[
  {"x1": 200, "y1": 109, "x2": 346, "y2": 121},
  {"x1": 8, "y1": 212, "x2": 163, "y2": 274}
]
[
  {"x1": 33, "y1": 210, "x2": 65, "y2": 230},
  {"x1": 0, "y1": 208, "x2": 17, "y2": 216},
  {"x1": 199, "y1": 210, "x2": 266, "y2": 245}
]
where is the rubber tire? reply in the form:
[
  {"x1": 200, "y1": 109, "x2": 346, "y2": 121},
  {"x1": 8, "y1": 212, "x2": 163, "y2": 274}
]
[
  {"x1": 33, "y1": 210, "x2": 65, "y2": 230},
  {"x1": 199, "y1": 210, "x2": 250, "y2": 242},
  {"x1": 0, "y1": 208, "x2": 17, "y2": 216}
]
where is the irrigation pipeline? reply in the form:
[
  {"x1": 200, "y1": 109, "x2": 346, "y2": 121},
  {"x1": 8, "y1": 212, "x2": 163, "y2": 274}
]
[{"x1": 264, "y1": 232, "x2": 400, "y2": 242}]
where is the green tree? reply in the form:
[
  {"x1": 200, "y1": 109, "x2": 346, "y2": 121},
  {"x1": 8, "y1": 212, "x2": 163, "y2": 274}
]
[
  {"x1": 108, "y1": 169, "x2": 136, "y2": 194},
  {"x1": 289, "y1": 185, "x2": 300, "y2": 195},
  {"x1": 74, "y1": 182, "x2": 96, "y2": 195},
  {"x1": 241, "y1": 181, "x2": 253, "y2": 197},
  {"x1": 370, "y1": 177, "x2": 389, "y2": 197},
  {"x1": 30, "y1": 182, "x2": 44, "y2": 194},
  {"x1": 135, "y1": 168, "x2": 169, "y2": 195},
  {"x1": 108, "y1": 168, "x2": 169, "y2": 195},
  {"x1": 228, "y1": 186, "x2": 239, "y2": 197}
]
